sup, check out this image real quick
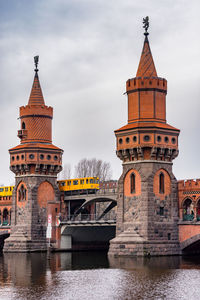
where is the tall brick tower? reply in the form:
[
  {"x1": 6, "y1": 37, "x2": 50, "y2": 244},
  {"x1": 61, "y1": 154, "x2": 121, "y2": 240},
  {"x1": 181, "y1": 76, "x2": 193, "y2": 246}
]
[
  {"x1": 109, "y1": 18, "x2": 180, "y2": 256},
  {"x1": 4, "y1": 57, "x2": 63, "y2": 252}
]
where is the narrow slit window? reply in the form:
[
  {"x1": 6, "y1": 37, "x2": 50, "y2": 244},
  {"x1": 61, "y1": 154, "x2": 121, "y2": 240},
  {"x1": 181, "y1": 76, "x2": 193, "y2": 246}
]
[
  {"x1": 130, "y1": 173, "x2": 136, "y2": 194},
  {"x1": 159, "y1": 172, "x2": 164, "y2": 194}
]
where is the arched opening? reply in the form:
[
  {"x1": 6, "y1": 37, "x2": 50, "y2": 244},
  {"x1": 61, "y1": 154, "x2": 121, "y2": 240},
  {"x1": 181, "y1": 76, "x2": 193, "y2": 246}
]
[
  {"x1": 3, "y1": 208, "x2": 8, "y2": 225},
  {"x1": 22, "y1": 122, "x2": 26, "y2": 129},
  {"x1": 159, "y1": 172, "x2": 164, "y2": 194},
  {"x1": 18, "y1": 184, "x2": 27, "y2": 201},
  {"x1": 130, "y1": 173, "x2": 136, "y2": 194},
  {"x1": 197, "y1": 200, "x2": 200, "y2": 221},
  {"x1": 183, "y1": 198, "x2": 194, "y2": 221}
]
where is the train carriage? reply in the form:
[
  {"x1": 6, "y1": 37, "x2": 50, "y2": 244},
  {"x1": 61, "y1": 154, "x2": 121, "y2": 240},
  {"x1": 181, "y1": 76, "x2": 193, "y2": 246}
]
[{"x1": 57, "y1": 176, "x2": 99, "y2": 195}]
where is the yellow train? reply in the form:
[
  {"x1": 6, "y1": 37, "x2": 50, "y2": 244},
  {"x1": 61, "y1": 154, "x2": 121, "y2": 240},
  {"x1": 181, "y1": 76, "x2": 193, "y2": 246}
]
[
  {"x1": 0, "y1": 176, "x2": 100, "y2": 198},
  {"x1": 57, "y1": 176, "x2": 99, "y2": 195},
  {"x1": 0, "y1": 186, "x2": 14, "y2": 199}
]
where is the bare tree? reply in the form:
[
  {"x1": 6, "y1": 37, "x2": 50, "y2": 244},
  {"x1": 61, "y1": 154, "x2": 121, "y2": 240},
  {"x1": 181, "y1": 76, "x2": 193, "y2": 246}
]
[
  {"x1": 74, "y1": 158, "x2": 112, "y2": 181},
  {"x1": 58, "y1": 163, "x2": 71, "y2": 180}
]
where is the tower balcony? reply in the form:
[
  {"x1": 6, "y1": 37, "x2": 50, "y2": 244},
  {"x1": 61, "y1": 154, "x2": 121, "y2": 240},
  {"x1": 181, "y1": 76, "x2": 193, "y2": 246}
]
[{"x1": 17, "y1": 129, "x2": 27, "y2": 139}]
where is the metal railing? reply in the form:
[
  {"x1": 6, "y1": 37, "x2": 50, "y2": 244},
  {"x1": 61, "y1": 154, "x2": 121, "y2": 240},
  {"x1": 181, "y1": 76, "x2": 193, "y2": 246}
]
[{"x1": 62, "y1": 212, "x2": 116, "y2": 222}]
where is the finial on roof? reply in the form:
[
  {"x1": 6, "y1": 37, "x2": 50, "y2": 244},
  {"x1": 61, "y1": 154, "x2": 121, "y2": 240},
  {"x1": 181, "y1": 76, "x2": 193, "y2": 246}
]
[
  {"x1": 143, "y1": 16, "x2": 149, "y2": 36},
  {"x1": 34, "y1": 55, "x2": 39, "y2": 73}
]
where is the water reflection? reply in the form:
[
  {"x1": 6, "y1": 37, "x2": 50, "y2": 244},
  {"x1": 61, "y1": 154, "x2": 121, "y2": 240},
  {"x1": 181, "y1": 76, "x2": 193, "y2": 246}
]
[{"x1": 0, "y1": 252, "x2": 200, "y2": 300}]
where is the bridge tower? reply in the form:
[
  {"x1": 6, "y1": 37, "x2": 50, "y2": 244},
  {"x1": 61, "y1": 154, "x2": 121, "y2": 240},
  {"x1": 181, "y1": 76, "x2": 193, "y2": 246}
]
[
  {"x1": 4, "y1": 57, "x2": 63, "y2": 252},
  {"x1": 109, "y1": 20, "x2": 180, "y2": 256}
]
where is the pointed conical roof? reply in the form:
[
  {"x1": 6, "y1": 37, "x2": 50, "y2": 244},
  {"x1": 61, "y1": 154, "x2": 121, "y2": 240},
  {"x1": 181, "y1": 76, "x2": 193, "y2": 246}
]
[
  {"x1": 136, "y1": 35, "x2": 157, "y2": 78},
  {"x1": 28, "y1": 72, "x2": 45, "y2": 106}
]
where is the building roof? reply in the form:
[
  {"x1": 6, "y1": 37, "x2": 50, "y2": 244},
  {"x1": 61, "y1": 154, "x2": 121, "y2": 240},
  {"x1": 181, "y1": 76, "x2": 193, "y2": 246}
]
[
  {"x1": 9, "y1": 143, "x2": 62, "y2": 152},
  {"x1": 115, "y1": 121, "x2": 180, "y2": 133},
  {"x1": 28, "y1": 72, "x2": 45, "y2": 106},
  {"x1": 136, "y1": 35, "x2": 157, "y2": 78}
]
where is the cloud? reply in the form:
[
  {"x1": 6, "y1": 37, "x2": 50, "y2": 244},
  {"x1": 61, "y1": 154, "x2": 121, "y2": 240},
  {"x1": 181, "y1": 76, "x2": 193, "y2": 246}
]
[{"x1": 0, "y1": 0, "x2": 200, "y2": 184}]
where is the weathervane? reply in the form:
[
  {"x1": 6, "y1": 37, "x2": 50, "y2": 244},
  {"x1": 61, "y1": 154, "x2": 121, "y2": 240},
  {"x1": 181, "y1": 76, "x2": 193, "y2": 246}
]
[
  {"x1": 34, "y1": 55, "x2": 39, "y2": 72},
  {"x1": 143, "y1": 16, "x2": 149, "y2": 36}
]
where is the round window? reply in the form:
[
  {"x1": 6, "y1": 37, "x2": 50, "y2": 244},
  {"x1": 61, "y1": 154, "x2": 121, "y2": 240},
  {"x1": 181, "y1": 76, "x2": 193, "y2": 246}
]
[
  {"x1": 40, "y1": 154, "x2": 44, "y2": 160},
  {"x1": 172, "y1": 137, "x2": 176, "y2": 144},
  {"x1": 47, "y1": 155, "x2": 51, "y2": 160},
  {"x1": 126, "y1": 137, "x2": 130, "y2": 143},
  {"x1": 164, "y1": 137, "x2": 169, "y2": 143},
  {"x1": 119, "y1": 138, "x2": 123, "y2": 144},
  {"x1": 143, "y1": 135, "x2": 150, "y2": 142},
  {"x1": 133, "y1": 136, "x2": 137, "y2": 142},
  {"x1": 54, "y1": 155, "x2": 58, "y2": 161},
  {"x1": 157, "y1": 136, "x2": 161, "y2": 142},
  {"x1": 29, "y1": 154, "x2": 34, "y2": 159}
]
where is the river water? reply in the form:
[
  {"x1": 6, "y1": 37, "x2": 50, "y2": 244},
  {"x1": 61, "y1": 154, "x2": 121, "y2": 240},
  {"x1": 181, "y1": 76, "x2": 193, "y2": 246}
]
[{"x1": 0, "y1": 251, "x2": 200, "y2": 300}]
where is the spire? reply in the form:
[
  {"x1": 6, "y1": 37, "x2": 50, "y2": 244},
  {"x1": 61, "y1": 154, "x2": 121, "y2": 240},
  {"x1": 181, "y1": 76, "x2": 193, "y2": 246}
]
[
  {"x1": 28, "y1": 56, "x2": 45, "y2": 106},
  {"x1": 136, "y1": 17, "x2": 157, "y2": 78}
]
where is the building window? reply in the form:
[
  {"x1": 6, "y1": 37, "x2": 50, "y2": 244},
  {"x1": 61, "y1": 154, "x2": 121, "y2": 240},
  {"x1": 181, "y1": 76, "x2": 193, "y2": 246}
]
[
  {"x1": 54, "y1": 155, "x2": 58, "y2": 161},
  {"x1": 16, "y1": 155, "x2": 19, "y2": 161},
  {"x1": 157, "y1": 136, "x2": 161, "y2": 142},
  {"x1": 183, "y1": 198, "x2": 194, "y2": 221},
  {"x1": 164, "y1": 136, "x2": 169, "y2": 143},
  {"x1": 12, "y1": 156, "x2": 15, "y2": 161},
  {"x1": 47, "y1": 155, "x2": 51, "y2": 160},
  {"x1": 40, "y1": 154, "x2": 44, "y2": 160},
  {"x1": 133, "y1": 136, "x2": 137, "y2": 142},
  {"x1": 159, "y1": 172, "x2": 164, "y2": 194},
  {"x1": 143, "y1": 135, "x2": 150, "y2": 142},
  {"x1": 21, "y1": 155, "x2": 24, "y2": 160},
  {"x1": 29, "y1": 154, "x2": 34, "y2": 159},
  {"x1": 160, "y1": 207, "x2": 164, "y2": 216},
  {"x1": 119, "y1": 138, "x2": 123, "y2": 144},
  {"x1": 126, "y1": 137, "x2": 130, "y2": 143},
  {"x1": 172, "y1": 137, "x2": 176, "y2": 144},
  {"x1": 130, "y1": 173, "x2": 136, "y2": 194},
  {"x1": 22, "y1": 122, "x2": 26, "y2": 129}
]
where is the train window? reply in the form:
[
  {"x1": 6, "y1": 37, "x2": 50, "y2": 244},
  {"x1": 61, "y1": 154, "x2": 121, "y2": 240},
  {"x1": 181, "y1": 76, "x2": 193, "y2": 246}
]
[
  {"x1": 0, "y1": 188, "x2": 3, "y2": 192},
  {"x1": 10, "y1": 187, "x2": 12, "y2": 191},
  {"x1": 86, "y1": 179, "x2": 89, "y2": 184},
  {"x1": 67, "y1": 181, "x2": 71, "y2": 186},
  {"x1": 90, "y1": 179, "x2": 94, "y2": 183},
  {"x1": 80, "y1": 179, "x2": 84, "y2": 184},
  {"x1": 73, "y1": 180, "x2": 78, "y2": 185},
  {"x1": 5, "y1": 188, "x2": 8, "y2": 192},
  {"x1": 61, "y1": 182, "x2": 65, "y2": 186},
  {"x1": 97, "y1": 179, "x2": 99, "y2": 183}
]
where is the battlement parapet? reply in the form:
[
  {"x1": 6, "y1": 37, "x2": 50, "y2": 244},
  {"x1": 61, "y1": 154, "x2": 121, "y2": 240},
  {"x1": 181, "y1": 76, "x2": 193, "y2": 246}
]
[
  {"x1": 126, "y1": 76, "x2": 167, "y2": 93},
  {"x1": 178, "y1": 179, "x2": 200, "y2": 190},
  {"x1": 19, "y1": 105, "x2": 53, "y2": 118}
]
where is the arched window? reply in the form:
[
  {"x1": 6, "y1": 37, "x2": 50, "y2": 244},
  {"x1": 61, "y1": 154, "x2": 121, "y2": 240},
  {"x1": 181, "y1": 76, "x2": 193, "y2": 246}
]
[
  {"x1": 22, "y1": 122, "x2": 26, "y2": 129},
  {"x1": 18, "y1": 184, "x2": 27, "y2": 201},
  {"x1": 3, "y1": 208, "x2": 8, "y2": 225},
  {"x1": 183, "y1": 198, "x2": 194, "y2": 221},
  {"x1": 130, "y1": 173, "x2": 136, "y2": 194},
  {"x1": 197, "y1": 200, "x2": 200, "y2": 221},
  {"x1": 159, "y1": 172, "x2": 164, "y2": 194}
]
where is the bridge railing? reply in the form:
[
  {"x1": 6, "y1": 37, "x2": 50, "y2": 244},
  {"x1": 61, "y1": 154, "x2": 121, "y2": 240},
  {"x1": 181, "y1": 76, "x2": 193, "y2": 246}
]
[{"x1": 62, "y1": 212, "x2": 116, "y2": 222}]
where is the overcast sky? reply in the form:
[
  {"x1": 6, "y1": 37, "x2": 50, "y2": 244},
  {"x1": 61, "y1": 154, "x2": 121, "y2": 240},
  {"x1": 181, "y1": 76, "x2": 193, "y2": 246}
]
[{"x1": 0, "y1": 0, "x2": 200, "y2": 185}]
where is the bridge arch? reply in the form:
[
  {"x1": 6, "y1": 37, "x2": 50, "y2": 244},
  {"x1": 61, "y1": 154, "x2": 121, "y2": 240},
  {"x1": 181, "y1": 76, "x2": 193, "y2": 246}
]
[
  {"x1": 73, "y1": 197, "x2": 117, "y2": 220},
  {"x1": 181, "y1": 234, "x2": 200, "y2": 252}
]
